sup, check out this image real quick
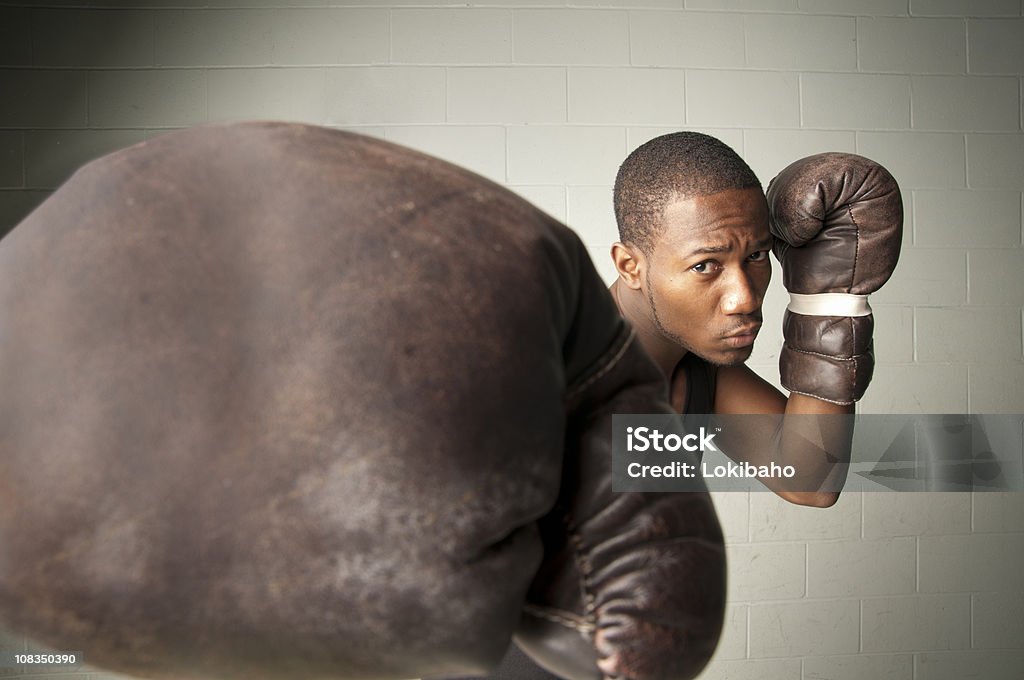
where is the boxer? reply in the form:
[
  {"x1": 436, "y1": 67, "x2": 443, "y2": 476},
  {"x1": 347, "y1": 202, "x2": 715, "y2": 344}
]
[
  {"x1": 467, "y1": 137, "x2": 902, "y2": 680},
  {"x1": 610, "y1": 132, "x2": 902, "y2": 505}
]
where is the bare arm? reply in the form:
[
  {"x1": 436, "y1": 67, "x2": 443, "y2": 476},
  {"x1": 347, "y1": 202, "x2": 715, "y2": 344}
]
[{"x1": 711, "y1": 364, "x2": 853, "y2": 507}]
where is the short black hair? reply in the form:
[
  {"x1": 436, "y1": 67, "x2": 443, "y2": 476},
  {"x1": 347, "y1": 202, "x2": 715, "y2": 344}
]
[{"x1": 613, "y1": 132, "x2": 761, "y2": 253}]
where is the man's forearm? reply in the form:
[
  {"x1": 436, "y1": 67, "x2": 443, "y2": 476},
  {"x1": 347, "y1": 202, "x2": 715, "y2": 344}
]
[
  {"x1": 772, "y1": 394, "x2": 855, "y2": 504},
  {"x1": 711, "y1": 381, "x2": 855, "y2": 503}
]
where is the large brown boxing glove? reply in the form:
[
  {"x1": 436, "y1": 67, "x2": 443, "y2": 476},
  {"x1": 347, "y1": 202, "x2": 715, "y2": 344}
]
[
  {"x1": 766, "y1": 152, "x2": 903, "y2": 405},
  {"x1": 0, "y1": 122, "x2": 724, "y2": 680}
]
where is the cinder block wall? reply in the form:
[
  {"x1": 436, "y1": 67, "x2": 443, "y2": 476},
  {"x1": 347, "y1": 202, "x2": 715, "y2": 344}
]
[{"x1": 1, "y1": 2, "x2": 1022, "y2": 680}]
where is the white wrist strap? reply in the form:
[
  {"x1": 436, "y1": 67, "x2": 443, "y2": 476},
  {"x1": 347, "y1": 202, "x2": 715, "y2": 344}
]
[{"x1": 788, "y1": 293, "x2": 872, "y2": 317}]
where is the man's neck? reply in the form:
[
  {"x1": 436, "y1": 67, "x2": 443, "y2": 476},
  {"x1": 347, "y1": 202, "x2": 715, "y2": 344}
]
[{"x1": 609, "y1": 279, "x2": 687, "y2": 378}]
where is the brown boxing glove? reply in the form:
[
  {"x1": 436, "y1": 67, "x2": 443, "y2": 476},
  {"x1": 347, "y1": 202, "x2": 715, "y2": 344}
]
[
  {"x1": 766, "y1": 152, "x2": 903, "y2": 405},
  {"x1": 0, "y1": 122, "x2": 724, "y2": 680}
]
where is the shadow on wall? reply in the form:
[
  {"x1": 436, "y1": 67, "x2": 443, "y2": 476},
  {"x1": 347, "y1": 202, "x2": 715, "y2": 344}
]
[{"x1": 1, "y1": 7, "x2": 198, "y2": 240}]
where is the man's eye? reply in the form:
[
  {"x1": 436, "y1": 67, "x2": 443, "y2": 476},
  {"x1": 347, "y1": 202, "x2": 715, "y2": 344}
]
[
  {"x1": 691, "y1": 261, "x2": 717, "y2": 274},
  {"x1": 749, "y1": 250, "x2": 769, "y2": 262}
]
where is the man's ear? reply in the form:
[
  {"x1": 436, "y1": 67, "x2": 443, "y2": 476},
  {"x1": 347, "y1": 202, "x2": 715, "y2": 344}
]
[{"x1": 611, "y1": 242, "x2": 644, "y2": 290}]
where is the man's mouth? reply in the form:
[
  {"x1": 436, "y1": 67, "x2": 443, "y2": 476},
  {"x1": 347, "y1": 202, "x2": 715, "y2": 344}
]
[{"x1": 722, "y1": 323, "x2": 761, "y2": 348}]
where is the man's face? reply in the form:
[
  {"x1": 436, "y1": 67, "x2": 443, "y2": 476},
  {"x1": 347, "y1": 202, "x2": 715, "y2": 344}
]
[{"x1": 644, "y1": 187, "x2": 773, "y2": 366}]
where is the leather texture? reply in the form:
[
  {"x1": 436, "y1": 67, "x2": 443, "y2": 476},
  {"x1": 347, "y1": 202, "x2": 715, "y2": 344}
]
[
  {"x1": 766, "y1": 152, "x2": 903, "y2": 404},
  {"x1": 516, "y1": 339, "x2": 726, "y2": 680},
  {"x1": 0, "y1": 122, "x2": 725, "y2": 680}
]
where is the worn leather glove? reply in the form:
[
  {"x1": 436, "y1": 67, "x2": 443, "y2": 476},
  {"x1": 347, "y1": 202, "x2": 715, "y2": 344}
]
[
  {"x1": 766, "y1": 152, "x2": 903, "y2": 405},
  {"x1": 0, "y1": 122, "x2": 724, "y2": 680}
]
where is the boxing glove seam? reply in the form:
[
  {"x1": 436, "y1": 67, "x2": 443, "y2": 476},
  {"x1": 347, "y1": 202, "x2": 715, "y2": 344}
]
[
  {"x1": 782, "y1": 346, "x2": 869, "y2": 361},
  {"x1": 847, "y1": 201, "x2": 861, "y2": 293},
  {"x1": 851, "y1": 314, "x2": 858, "y2": 362},
  {"x1": 781, "y1": 385, "x2": 856, "y2": 406},
  {"x1": 566, "y1": 520, "x2": 599, "y2": 622},
  {"x1": 522, "y1": 604, "x2": 596, "y2": 635},
  {"x1": 565, "y1": 326, "x2": 636, "y2": 401}
]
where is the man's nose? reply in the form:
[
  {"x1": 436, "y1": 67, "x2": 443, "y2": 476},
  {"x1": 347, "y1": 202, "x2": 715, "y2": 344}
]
[{"x1": 721, "y1": 268, "x2": 760, "y2": 314}]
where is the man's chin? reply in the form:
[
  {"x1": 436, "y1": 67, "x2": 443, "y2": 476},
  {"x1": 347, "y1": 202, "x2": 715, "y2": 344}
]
[{"x1": 700, "y1": 344, "x2": 754, "y2": 367}]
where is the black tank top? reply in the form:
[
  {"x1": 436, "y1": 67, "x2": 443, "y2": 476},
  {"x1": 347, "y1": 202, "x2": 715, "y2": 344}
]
[{"x1": 677, "y1": 351, "x2": 718, "y2": 415}]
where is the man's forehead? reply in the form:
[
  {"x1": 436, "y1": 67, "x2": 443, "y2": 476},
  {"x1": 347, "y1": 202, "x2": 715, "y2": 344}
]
[{"x1": 657, "y1": 188, "x2": 770, "y2": 250}]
